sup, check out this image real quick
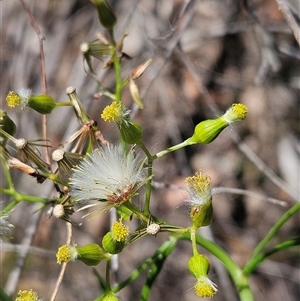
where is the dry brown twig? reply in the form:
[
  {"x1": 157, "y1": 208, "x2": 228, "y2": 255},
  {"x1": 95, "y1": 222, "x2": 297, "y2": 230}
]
[{"x1": 276, "y1": 0, "x2": 300, "y2": 46}]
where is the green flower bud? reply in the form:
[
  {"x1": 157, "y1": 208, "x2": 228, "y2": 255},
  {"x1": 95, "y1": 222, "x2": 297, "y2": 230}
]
[
  {"x1": 190, "y1": 199, "x2": 213, "y2": 229},
  {"x1": 27, "y1": 95, "x2": 56, "y2": 114},
  {"x1": 185, "y1": 170, "x2": 213, "y2": 229},
  {"x1": 188, "y1": 117, "x2": 228, "y2": 144},
  {"x1": 76, "y1": 244, "x2": 109, "y2": 266},
  {"x1": 102, "y1": 232, "x2": 125, "y2": 254},
  {"x1": 0, "y1": 110, "x2": 16, "y2": 145},
  {"x1": 90, "y1": 0, "x2": 117, "y2": 30},
  {"x1": 94, "y1": 291, "x2": 120, "y2": 301},
  {"x1": 188, "y1": 254, "x2": 210, "y2": 279},
  {"x1": 188, "y1": 103, "x2": 248, "y2": 144},
  {"x1": 118, "y1": 118, "x2": 143, "y2": 145},
  {"x1": 188, "y1": 254, "x2": 218, "y2": 298}
]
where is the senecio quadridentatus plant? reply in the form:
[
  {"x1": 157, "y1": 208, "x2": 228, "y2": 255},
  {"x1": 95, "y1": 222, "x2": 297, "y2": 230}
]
[{"x1": 1, "y1": 1, "x2": 298, "y2": 301}]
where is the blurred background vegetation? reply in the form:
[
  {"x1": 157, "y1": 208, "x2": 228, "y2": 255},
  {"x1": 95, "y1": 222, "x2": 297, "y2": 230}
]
[{"x1": 1, "y1": 0, "x2": 299, "y2": 300}]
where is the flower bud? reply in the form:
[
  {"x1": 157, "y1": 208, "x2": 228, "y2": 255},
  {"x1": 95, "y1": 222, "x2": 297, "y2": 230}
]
[
  {"x1": 186, "y1": 170, "x2": 213, "y2": 229},
  {"x1": 188, "y1": 254, "x2": 210, "y2": 278},
  {"x1": 56, "y1": 243, "x2": 108, "y2": 266},
  {"x1": 111, "y1": 219, "x2": 130, "y2": 242},
  {"x1": 0, "y1": 110, "x2": 16, "y2": 145},
  {"x1": 27, "y1": 95, "x2": 56, "y2": 114},
  {"x1": 56, "y1": 244, "x2": 78, "y2": 264},
  {"x1": 94, "y1": 291, "x2": 120, "y2": 301},
  {"x1": 90, "y1": 0, "x2": 117, "y2": 30},
  {"x1": 190, "y1": 199, "x2": 213, "y2": 229},
  {"x1": 188, "y1": 103, "x2": 248, "y2": 144},
  {"x1": 15, "y1": 289, "x2": 42, "y2": 301},
  {"x1": 188, "y1": 254, "x2": 218, "y2": 298},
  {"x1": 6, "y1": 88, "x2": 31, "y2": 109},
  {"x1": 101, "y1": 102, "x2": 122, "y2": 122},
  {"x1": 118, "y1": 118, "x2": 143, "y2": 145},
  {"x1": 223, "y1": 103, "x2": 248, "y2": 123},
  {"x1": 188, "y1": 117, "x2": 228, "y2": 144},
  {"x1": 102, "y1": 232, "x2": 125, "y2": 254},
  {"x1": 76, "y1": 244, "x2": 108, "y2": 266},
  {"x1": 6, "y1": 91, "x2": 21, "y2": 108}
]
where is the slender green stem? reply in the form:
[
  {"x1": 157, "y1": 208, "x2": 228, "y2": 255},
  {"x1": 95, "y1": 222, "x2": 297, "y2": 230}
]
[
  {"x1": 138, "y1": 142, "x2": 153, "y2": 216},
  {"x1": 190, "y1": 227, "x2": 199, "y2": 255},
  {"x1": 3, "y1": 193, "x2": 48, "y2": 212},
  {"x1": 3, "y1": 199, "x2": 18, "y2": 212},
  {"x1": 93, "y1": 268, "x2": 106, "y2": 291},
  {"x1": 179, "y1": 232, "x2": 254, "y2": 301},
  {"x1": 243, "y1": 238, "x2": 300, "y2": 276},
  {"x1": 1, "y1": 156, "x2": 14, "y2": 189},
  {"x1": 112, "y1": 236, "x2": 177, "y2": 294},
  {"x1": 154, "y1": 139, "x2": 193, "y2": 159},
  {"x1": 91, "y1": 75, "x2": 116, "y2": 100},
  {"x1": 243, "y1": 202, "x2": 300, "y2": 276},
  {"x1": 105, "y1": 258, "x2": 112, "y2": 290},
  {"x1": 140, "y1": 236, "x2": 177, "y2": 301},
  {"x1": 112, "y1": 49, "x2": 122, "y2": 103},
  {"x1": 54, "y1": 101, "x2": 73, "y2": 107},
  {"x1": 123, "y1": 201, "x2": 148, "y2": 223}
]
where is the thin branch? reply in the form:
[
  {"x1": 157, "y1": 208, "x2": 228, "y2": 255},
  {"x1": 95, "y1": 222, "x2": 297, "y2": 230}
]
[
  {"x1": 213, "y1": 187, "x2": 287, "y2": 207},
  {"x1": 131, "y1": 0, "x2": 196, "y2": 118},
  {"x1": 4, "y1": 206, "x2": 43, "y2": 295},
  {"x1": 50, "y1": 222, "x2": 72, "y2": 301},
  {"x1": 276, "y1": 0, "x2": 300, "y2": 46},
  {"x1": 19, "y1": 0, "x2": 50, "y2": 165}
]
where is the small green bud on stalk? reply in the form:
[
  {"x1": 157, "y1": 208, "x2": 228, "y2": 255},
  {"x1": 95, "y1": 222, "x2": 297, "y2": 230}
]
[
  {"x1": 76, "y1": 244, "x2": 109, "y2": 266},
  {"x1": 56, "y1": 243, "x2": 109, "y2": 266},
  {"x1": 90, "y1": 0, "x2": 117, "y2": 30},
  {"x1": 27, "y1": 95, "x2": 56, "y2": 114},
  {"x1": 118, "y1": 118, "x2": 143, "y2": 145},
  {"x1": 190, "y1": 199, "x2": 213, "y2": 229},
  {"x1": 94, "y1": 291, "x2": 120, "y2": 301},
  {"x1": 188, "y1": 254, "x2": 218, "y2": 298},
  {"x1": 0, "y1": 110, "x2": 16, "y2": 145},
  {"x1": 188, "y1": 254, "x2": 210, "y2": 278},
  {"x1": 102, "y1": 232, "x2": 125, "y2": 254},
  {"x1": 188, "y1": 117, "x2": 228, "y2": 144}
]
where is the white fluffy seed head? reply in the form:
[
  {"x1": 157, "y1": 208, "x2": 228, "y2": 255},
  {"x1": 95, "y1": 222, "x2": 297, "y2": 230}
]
[{"x1": 69, "y1": 144, "x2": 144, "y2": 203}]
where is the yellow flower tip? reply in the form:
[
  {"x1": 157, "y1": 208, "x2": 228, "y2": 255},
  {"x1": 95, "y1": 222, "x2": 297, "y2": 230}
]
[
  {"x1": 223, "y1": 103, "x2": 248, "y2": 123},
  {"x1": 6, "y1": 91, "x2": 20, "y2": 108},
  {"x1": 101, "y1": 102, "x2": 122, "y2": 122},
  {"x1": 56, "y1": 244, "x2": 78, "y2": 264},
  {"x1": 186, "y1": 170, "x2": 211, "y2": 202},
  {"x1": 194, "y1": 277, "x2": 218, "y2": 298},
  {"x1": 112, "y1": 219, "x2": 130, "y2": 242},
  {"x1": 15, "y1": 289, "x2": 41, "y2": 301}
]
